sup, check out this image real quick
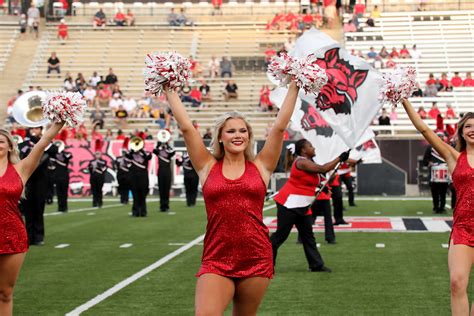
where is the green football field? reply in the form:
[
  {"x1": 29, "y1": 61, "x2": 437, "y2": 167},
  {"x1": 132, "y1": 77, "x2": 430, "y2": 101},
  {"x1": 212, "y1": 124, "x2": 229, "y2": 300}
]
[{"x1": 13, "y1": 198, "x2": 471, "y2": 315}]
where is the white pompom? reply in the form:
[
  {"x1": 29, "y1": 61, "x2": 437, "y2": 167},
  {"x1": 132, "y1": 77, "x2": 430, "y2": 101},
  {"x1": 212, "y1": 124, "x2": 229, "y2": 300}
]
[
  {"x1": 42, "y1": 91, "x2": 87, "y2": 127},
  {"x1": 380, "y1": 66, "x2": 417, "y2": 106},
  {"x1": 144, "y1": 51, "x2": 192, "y2": 95},
  {"x1": 267, "y1": 53, "x2": 328, "y2": 94}
]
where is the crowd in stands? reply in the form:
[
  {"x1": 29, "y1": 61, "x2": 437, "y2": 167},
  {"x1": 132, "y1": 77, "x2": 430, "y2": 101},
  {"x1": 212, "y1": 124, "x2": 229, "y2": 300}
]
[
  {"x1": 266, "y1": 9, "x2": 323, "y2": 32},
  {"x1": 349, "y1": 44, "x2": 421, "y2": 69},
  {"x1": 18, "y1": 3, "x2": 40, "y2": 39},
  {"x1": 167, "y1": 8, "x2": 193, "y2": 26},
  {"x1": 424, "y1": 72, "x2": 473, "y2": 97},
  {"x1": 92, "y1": 8, "x2": 135, "y2": 29}
]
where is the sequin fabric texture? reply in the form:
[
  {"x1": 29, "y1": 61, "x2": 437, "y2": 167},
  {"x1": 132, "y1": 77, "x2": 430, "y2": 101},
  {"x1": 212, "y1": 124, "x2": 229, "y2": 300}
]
[
  {"x1": 0, "y1": 163, "x2": 28, "y2": 254},
  {"x1": 451, "y1": 151, "x2": 474, "y2": 246},
  {"x1": 197, "y1": 160, "x2": 273, "y2": 279}
]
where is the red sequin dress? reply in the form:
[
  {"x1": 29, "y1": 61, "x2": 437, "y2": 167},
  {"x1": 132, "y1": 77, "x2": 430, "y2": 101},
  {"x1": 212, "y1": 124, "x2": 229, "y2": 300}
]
[
  {"x1": 0, "y1": 163, "x2": 28, "y2": 254},
  {"x1": 450, "y1": 151, "x2": 474, "y2": 246},
  {"x1": 197, "y1": 160, "x2": 273, "y2": 279}
]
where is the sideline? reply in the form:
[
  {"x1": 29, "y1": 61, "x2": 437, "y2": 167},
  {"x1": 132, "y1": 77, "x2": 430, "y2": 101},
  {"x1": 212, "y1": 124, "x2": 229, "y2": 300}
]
[{"x1": 66, "y1": 204, "x2": 276, "y2": 315}]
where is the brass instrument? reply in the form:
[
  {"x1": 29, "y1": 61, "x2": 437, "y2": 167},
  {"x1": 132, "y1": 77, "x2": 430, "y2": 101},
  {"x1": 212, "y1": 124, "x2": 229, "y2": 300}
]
[
  {"x1": 128, "y1": 136, "x2": 144, "y2": 151},
  {"x1": 156, "y1": 129, "x2": 171, "y2": 143},
  {"x1": 12, "y1": 91, "x2": 48, "y2": 127}
]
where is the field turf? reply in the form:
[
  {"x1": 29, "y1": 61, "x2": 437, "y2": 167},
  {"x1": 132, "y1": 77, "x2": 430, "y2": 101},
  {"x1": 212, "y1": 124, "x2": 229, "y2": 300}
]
[{"x1": 13, "y1": 198, "x2": 471, "y2": 315}]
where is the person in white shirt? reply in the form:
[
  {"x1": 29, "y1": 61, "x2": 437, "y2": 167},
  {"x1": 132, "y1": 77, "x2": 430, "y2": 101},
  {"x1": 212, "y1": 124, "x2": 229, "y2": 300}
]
[
  {"x1": 89, "y1": 71, "x2": 101, "y2": 87},
  {"x1": 109, "y1": 93, "x2": 123, "y2": 114},
  {"x1": 83, "y1": 85, "x2": 97, "y2": 107},
  {"x1": 208, "y1": 55, "x2": 220, "y2": 78},
  {"x1": 123, "y1": 95, "x2": 137, "y2": 116},
  {"x1": 27, "y1": 4, "x2": 40, "y2": 32},
  {"x1": 410, "y1": 44, "x2": 421, "y2": 60}
]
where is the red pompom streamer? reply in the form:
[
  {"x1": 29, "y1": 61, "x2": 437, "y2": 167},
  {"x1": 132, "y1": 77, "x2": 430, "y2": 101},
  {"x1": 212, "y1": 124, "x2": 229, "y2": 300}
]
[
  {"x1": 380, "y1": 66, "x2": 417, "y2": 106},
  {"x1": 268, "y1": 53, "x2": 328, "y2": 94},
  {"x1": 42, "y1": 91, "x2": 87, "y2": 127},
  {"x1": 144, "y1": 51, "x2": 192, "y2": 95}
]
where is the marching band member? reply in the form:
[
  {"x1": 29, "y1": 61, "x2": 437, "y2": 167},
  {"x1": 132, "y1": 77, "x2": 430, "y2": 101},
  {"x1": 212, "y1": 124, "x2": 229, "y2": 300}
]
[
  {"x1": 126, "y1": 138, "x2": 152, "y2": 217},
  {"x1": 153, "y1": 139, "x2": 175, "y2": 212},
  {"x1": 50, "y1": 141, "x2": 72, "y2": 212},
  {"x1": 88, "y1": 151, "x2": 107, "y2": 208},
  {"x1": 176, "y1": 151, "x2": 199, "y2": 207},
  {"x1": 114, "y1": 138, "x2": 131, "y2": 205}
]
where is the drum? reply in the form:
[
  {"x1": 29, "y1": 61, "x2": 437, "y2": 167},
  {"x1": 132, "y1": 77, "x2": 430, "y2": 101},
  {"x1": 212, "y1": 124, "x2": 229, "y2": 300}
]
[{"x1": 430, "y1": 164, "x2": 449, "y2": 183}]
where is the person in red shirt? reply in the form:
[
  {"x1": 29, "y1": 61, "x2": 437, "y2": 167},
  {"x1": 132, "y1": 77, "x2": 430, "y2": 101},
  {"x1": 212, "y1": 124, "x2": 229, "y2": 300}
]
[
  {"x1": 450, "y1": 72, "x2": 463, "y2": 88},
  {"x1": 439, "y1": 73, "x2": 452, "y2": 92},
  {"x1": 463, "y1": 72, "x2": 474, "y2": 87},
  {"x1": 354, "y1": 0, "x2": 365, "y2": 16},
  {"x1": 114, "y1": 10, "x2": 126, "y2": 26},
  {"x1": 125, "y1": 9, "x2": 135, "y2": 26},
  {"x1": 389, "y1": 47, "x2": 399, "y2": 58},
  {"x1": 211, "y1": 0, "x2": 223, "y2": 15},
  {"x1": 428, "y1": 102, "x2": 441, "y2": 120},
  {"x1": 259, "y1": 85, "x2": 273, "y2": 112},
  {"x1": 385, "y1": 55, "x2": 396, "y2": 68},
  {"x1": 418, "y1": 106, "x2": 427, "y2": 119},
  {"x1": 426, "y1": 73, "x2": 437, "y2": 86},
  {"x1": 57, "y1": 19, "x2": 68, "y2": 44},
  {"x1": 189, "y1": 86, "x2": 202, "y2": 108},
  {"x1": 445, "y1": 104, "x2": 457, "y2": 119},
  {"x1": 10, "y1": 122, "x2": 26, "y2": 139},
  {"x1": 399, "y1": 44, "x2": 410, "y2": 59},
  {"x1": 302, "y1": 11, "x2": 314, "y2": 27}
]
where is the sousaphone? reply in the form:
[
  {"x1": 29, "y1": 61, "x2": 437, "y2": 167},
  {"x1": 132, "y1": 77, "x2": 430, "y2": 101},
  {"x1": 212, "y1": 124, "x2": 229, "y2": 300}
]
[
  {"x1": 128, "y1": 136, "x2": 144, "y2": 151},
  {"x1": 53, "y1": 140, "x2": 66, "y2": 153},
  {"x1": 156, "y1": 129, "x2": 171, "y2": 143},
  {"x1": 12, "y1": 91, "x2": 49, "y2": 127}
]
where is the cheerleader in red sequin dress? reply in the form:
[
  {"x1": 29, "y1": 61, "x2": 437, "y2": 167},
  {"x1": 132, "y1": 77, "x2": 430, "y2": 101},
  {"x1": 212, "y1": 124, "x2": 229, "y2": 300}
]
[
  {"x1": 0, "y1": 123, "x2": 64, "y2": 316},
  {"x1": 403, "y1": 100, "x2": 474, "y2": 315},
  {"x1": 165, "y1": 82, "x2": 298, "y2": 315}
]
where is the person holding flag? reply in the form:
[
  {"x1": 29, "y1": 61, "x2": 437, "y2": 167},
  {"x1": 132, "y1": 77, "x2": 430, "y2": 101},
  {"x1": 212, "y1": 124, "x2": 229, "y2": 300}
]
[{"x1": 271, "y1": 139, "x2": 349, "y2": 272}]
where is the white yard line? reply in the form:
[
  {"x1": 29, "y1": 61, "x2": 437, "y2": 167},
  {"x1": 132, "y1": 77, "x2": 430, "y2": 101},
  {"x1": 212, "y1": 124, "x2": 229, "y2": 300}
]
[
  {"x1": 67, "y1": 203, "x2": 277, "y2": 315},
  {"x1": 45, "y1": 204, "x2": 122, "y2": 217}
]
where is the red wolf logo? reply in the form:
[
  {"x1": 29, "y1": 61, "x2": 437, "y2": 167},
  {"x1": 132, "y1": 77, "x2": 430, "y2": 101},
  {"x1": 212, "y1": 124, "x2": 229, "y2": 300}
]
[
  {"x1": 300, "y1": 100, "x2": 334, "y2": 137},
  {"x1": 314, "y1": 48, "x2": 369, "y2": 115}
]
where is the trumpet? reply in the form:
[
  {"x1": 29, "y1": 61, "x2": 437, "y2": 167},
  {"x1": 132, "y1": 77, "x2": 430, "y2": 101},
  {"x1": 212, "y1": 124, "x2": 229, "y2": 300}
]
[
  {"x1": 156, "y1": 129, "x2": 171, "y2": 143},
  {"x1": 53, "y1": 140, "x2": 65, "y2": 153},
  {"x1": 128, "y1": 136, "x2": 144, "y2": 151},
  {"x1": 12, "y1": 91, "x2": 49, "y2": 127}
]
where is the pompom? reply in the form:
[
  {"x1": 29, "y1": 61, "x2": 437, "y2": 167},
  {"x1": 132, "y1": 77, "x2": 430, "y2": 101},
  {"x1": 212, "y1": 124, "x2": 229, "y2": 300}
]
[
  {"x1": 42, "y1": 91, "x2": 87, "y2": 127},
  {"x1": 267, "y1": 53, "x2": 328, "y2": 94},
  {"x1": 380, "y1": 66, "x2": 417, "y2": 106},
  {"x1": 144, "y1": 51, "x2": 192, "y2": 95}
]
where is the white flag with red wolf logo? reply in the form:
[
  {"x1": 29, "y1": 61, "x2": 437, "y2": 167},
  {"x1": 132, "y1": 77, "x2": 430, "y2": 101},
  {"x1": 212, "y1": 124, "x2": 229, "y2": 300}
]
[{"x1": 280, "y1": 28, "x2": 386, "y2": 149}]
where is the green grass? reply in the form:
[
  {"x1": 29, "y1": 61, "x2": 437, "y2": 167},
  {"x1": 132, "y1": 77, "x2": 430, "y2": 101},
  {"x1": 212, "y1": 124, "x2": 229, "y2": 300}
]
[{"x1": 14, "y1": 199, "x2": 466, "y2": 315}]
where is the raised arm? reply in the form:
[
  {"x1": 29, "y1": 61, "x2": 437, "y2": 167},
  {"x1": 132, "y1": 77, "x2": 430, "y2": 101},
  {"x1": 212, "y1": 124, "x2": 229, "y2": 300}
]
[
  {"x1": 164, "y1": 90, "x2": 214, "y2": 175},
  {"x1": 16, "y1": 122, "x2": 65, "y2": 184},
  {"x1": 296, "y1": 155, "x2": 342, "y2": 174},
  {"x1": 401, "y1": 99, "x2": 459, "y2": 171},
  {"x1": 255, "y1": 82, "x2": 299, "y2": 182}
]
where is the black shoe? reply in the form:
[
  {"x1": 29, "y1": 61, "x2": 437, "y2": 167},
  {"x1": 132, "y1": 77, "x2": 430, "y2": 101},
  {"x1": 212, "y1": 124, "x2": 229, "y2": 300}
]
[
  {"x1": 334, "y1": 220, "x2": 349, "y2": 225},
  {"x1": 327, "y1": 240, "x2": 337, "y2": 244},
  {"x1": 310, "y1": 266, "x2": 332, "y2": 272},
  {"x1": 349, "y1": 203, "x2": 357, "y2": 207},
  {"x1": 160, "y1": 209, "x2": 169, "y2": 212}
]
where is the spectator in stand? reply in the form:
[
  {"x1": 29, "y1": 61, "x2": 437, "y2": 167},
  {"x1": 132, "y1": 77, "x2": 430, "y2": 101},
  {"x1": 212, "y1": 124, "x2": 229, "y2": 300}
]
[
  {"x1": 97, "y1": 84, "x2": 112, "y2": 107},
  {"x1": 366, "y1": 16, "x2": 375, "y2": 27},
  {"x1": 189, "y1": 55, "x2": 203, "y2": 78},
  {"x1": 93, "y1": 8, "x2": 106, "y2": 29},
  {"x1": 354, "y1": 0, "x2": 365, "y2": 17},
  {"x1": 399, "y1": 45, "x2": 411, "y2": 59},
  {"x1": 314, "y1": 11, "x2": 323, "y2": 28},
  {"x1": 410, "y1": 44, "x2": 421, "y2": 60},
  {"x1": 379, "y1": 46, "x2": 389, "y2": 59},
  {"x1": 47, "y1": 52, "x2": 61, "y2": 78},
  {"x1": 109, "y1": 93, "x2": 123, "y2": 114},
  {"x1": 189, "y1": 86, "x2": 202, "y2": 108},
  {"x1": 75, "y1": 72, "x2": 86, "y2": 92},
  {"x1": 302, "y1": 10, "x2": 314, "y2": 28},
  {"x1": 424, "y1": 73, "x2": 438, "y2": 97},
  {"x1": 123, "y1": 95, "x2": 137, "y2": 116},
  {"x1": 90, "y1": 105, "x2": 105, "y2": 129},
  {"x1": 463, "y1": 72, "x2": 474, "y2": 86},
  {"x1": 385, "y1": 55, "x2": 396, "y2": 68},
  {"x1": 428, "y1": 102, "x2": 441, "y2": 119},
  {"x1": 367, "y1": 47, "x2": 379, "y2": 60},
  {"x1": 115, "y1": 105, "x2": 128, "y2": 128},
  {"x1": 27, "y1": 3, "x2": 40, "y2": 36},
  {"x1": 114, "y1": 10, "x2": 126, "y2": 26},
  {"x1": 10, "y1": 122, "x2": 26, "y2": 139},
  {"x1": 284, "y1": 37, "x2": 295, "y2": 52},
  {"x1": 439, "y1": 73, "x2": 452, "y2": 92},
  {"x1": 208, "y1": 55, "x2": 219, "y2": 78},
  {"x1": 211, "y1": 0, "x2": 223, "y2": 16},
  {"x1": 389, "y1": 47, "x2": 399, "y2": 58},
  {"x1": 389, "y1": 106, "x2": 398, "y2": 122},
  {"x1": 426, "y1": 73, "x2": 437, "y2": 86},
  {"x1": 177, "y1": 8, "x2": 193, "y2": 26},
  {"x1": 445, "y1": 104, "x2": 457, "y2": 119},
  {"x1": 116, "y1": 129, "x2": 125, "y2": 140},
  {"x1": 277, "y1": 45, "x2": 287, "y2": 57},
  {"x1": 89, "y1": 71, "x2": 101, "y2": 87},
  {"x1": 64, "y1": 74, "x2": 74, "y2": 92},
  {"x1": 105, "y1": 68, "x2": 118, "y2": 87},
  {"x1": 370, "y1": 5, "x2": 381, "y2": 19},
  {"x1": 83, "y1": 85, "x2": 96, "y2": 107},
  {"x1": 111, "y1": 84, "x2": 123, "y2": 97},
  {"x1": 220, "y1": 56, "x2": 233, "y2": 78},
  {"x1": 167, "y1": 8, "x2": 179, "y2": 26},
  {"x1": 203, "y1": 127, "x2": 212, "y2": 139},
  {"x1": 418, "y1": 106, "x2": 427, "y2": 119},
  {"x1": 264, "y1": 44, "x2": 276, "y2": 67},
  {"x1": 180, "y1": 84, "x2": 192, "y2": 103},
  {"x1": 378, "y1": 108, "x2": 390, "y2": 126},
  {"x1": 224, "y1": 80, "x2": 238, "y2": 101},
  {"x1": 324, "y1": 1, "x2": 338, "y2": 28},
  {"x1": 136, "y1": 97, "x2": 151, "y2": 118},
  {"x1": 343, "y1": 20, "x2": 356, "y2": 32},
  {"x1": 19, "y1": 14, "x2": 27, "y2": 40},
  {"x1": 259, "y1": 85, "x2": 273, "y2": 112},
  {"x1": 75, "y1": 123, "x2": 88, "y2": 140},
  {"x1": 412, "y1": 82, "x2": 423, "y2": 97},
  {"x1": 123, "y1": 9, "x2": 135, "y2": 26},
  {"x1": 450, "y1": 72, "x2": 463, "y2": 88},
  {"x1": 57, "y1": 19, "x2": 68, "y2": 44},
  {"x1": 199, "y1": 80, "x2": 212, "y2": 101}
]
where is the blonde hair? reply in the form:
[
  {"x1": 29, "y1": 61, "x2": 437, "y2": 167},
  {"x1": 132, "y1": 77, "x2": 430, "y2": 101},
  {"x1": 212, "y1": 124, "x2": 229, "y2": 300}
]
[
  {"x1": 456, "y1": 112, "x2": 474, "y2": 152},
  {"x1": 211, "y1": 111, "x2": 255, "y2": 161},
  {"x1": 0, "y1": 129, "x2": 21, "y2": 164}
]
